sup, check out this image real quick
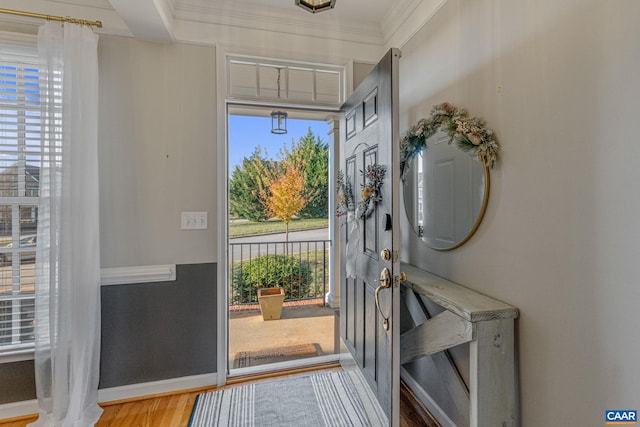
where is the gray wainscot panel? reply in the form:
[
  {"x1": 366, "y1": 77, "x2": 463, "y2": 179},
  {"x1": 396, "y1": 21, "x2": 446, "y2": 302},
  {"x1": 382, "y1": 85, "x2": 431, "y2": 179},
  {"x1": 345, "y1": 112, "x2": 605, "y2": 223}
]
[
  {"x1": 0, "y1": 360, "x2": 35, "y2": 405},
  {"x1": 99, "y1": 263, "x2": 217, "y2": 388}
]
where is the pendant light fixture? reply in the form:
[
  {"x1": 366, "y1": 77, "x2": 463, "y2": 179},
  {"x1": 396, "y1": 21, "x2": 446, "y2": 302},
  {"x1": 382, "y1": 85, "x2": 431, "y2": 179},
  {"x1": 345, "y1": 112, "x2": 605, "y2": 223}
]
[
  {"x1": 271, "y1": 110, "x2": 287, "y2": 134},
  {"x1": 271, "y1": 68, "x2": 287, "y2": 134},
  {"x1": 295, "y1": 0, "x2": 336, "y2": 14}
]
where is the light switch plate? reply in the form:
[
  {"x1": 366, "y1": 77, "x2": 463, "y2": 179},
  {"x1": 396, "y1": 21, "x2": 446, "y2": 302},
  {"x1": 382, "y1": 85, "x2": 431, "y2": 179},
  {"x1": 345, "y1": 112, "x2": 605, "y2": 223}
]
[{"x1": 181, "y1": 212, "x2": 208, "y2": 230}]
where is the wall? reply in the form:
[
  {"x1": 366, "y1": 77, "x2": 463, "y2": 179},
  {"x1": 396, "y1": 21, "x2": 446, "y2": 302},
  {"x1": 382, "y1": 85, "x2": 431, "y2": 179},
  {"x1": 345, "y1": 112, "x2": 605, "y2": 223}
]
[
  {"x1": 98, "y1": 36, "x2": 219, "y2": 390},
  {"x1": 398, "y1": 0, "x2": 640, "y2": 425},
  {"x1": 98, "y1": 36, "x2": 217, "y2": 267},
  {"x1": 353, "y1": 61, "x2": 375, "y2": 91}
]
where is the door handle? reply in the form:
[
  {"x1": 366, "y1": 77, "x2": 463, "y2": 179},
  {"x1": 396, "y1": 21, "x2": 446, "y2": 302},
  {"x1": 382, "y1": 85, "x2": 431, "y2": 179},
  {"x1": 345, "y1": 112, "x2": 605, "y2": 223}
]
[{"x1": 375, "y1": 267, "x2": 391, "y2": 331}]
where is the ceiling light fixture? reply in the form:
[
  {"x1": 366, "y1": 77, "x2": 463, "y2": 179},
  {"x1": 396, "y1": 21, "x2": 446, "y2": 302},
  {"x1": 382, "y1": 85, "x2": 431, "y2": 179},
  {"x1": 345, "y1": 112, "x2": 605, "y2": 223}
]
[
  {"x1": 271, "y1": 110, "x2": 288, "y2": 134},
  {"x1": 295, "y1": 0, "x2": 336, "y2": 14},
  {"x1": 271, "y1": 68, "x2": 287, "y2": 134}
]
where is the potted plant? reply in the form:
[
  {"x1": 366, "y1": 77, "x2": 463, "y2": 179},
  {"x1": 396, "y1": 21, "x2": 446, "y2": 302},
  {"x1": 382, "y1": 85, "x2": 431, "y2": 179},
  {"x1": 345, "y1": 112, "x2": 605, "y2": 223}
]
[
  {"x1": 257, "y1": 287, "x2": 286, "y2": 320},
  {"x1": 238, "y1": 254, "x2": 311, "y2": 321}
]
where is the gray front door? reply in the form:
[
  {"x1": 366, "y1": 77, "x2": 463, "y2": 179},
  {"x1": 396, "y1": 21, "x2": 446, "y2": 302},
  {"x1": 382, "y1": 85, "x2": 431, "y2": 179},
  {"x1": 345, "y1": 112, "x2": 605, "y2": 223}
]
[{"x1": 339, "y1": 48, "x2": 401, "y2": 426}]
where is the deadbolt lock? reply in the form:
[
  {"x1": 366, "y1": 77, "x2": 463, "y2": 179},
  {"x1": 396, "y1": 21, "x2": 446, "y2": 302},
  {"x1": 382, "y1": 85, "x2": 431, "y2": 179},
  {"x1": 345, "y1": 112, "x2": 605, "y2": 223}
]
[{"x1": 380, "y1": 248, "x2": 392, "y2": 261}]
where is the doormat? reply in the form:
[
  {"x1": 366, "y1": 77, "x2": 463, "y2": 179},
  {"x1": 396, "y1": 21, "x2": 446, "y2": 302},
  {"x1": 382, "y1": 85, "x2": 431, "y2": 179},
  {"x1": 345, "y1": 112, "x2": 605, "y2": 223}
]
[
  {"x1": 189, "y1": 370, "x2": 388, "y2": 427},
  {"x1": 232, "y1": 343, "x2": 321, "y2": 369}
]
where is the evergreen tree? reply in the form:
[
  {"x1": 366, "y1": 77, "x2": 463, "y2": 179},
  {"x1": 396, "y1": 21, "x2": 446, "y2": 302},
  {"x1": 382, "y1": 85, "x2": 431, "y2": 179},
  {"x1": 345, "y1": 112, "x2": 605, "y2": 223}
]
[
  {"x1": 228, "y1": 147, "x2": 276, "y2": 222},
  {"x1": 229, "y1": 129, "x2": 329, "y2": 222},
  {"x1": 280, "y1": 128, "x2": 329, "y2": 218}
]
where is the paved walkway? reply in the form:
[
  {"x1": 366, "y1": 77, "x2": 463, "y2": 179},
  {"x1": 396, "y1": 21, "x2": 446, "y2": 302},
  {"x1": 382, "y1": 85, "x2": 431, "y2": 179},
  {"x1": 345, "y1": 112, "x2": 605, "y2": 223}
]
[
  {"x1": 229, "y1": 228, "x2": 330, "y2": 261},
  {"x1": 229, "y1": 303, "x2": 337, "y2": 368},
  {"x1": 230, "y1": 227, "x2": 329, "y2": 244}
]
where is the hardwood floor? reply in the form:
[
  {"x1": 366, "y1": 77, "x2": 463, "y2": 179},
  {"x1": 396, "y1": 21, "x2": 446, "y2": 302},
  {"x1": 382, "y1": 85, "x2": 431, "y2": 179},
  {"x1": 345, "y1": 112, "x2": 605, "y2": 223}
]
[
  {"x1": 1, "y1": 367, "x2": 439, "y2": 427},
  {"x1": 0, "y1": 389, "x2": 206, "y2": 427},
  {"x1": 96, "y1": 390, "x2": 206, "y2": 427},
  {"x1": 400, "y1": 380, "x2": 440, "y2": 427}
]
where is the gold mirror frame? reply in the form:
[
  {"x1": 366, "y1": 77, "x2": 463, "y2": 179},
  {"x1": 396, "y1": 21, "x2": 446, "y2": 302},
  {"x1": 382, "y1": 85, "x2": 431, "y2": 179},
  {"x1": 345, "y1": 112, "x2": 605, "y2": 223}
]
[
  {"x1": 449, "y1": 157, "x2": 490, "y2": 250},
  {"x1": 402, "y1": 152, "x2": 490, "y2": 251},
  {"x1": 400, "y1": 102, "x2": 498, "y2": 251},
  {"x1": 439, "y1": 156, "x2": 489, "y2": 251}
]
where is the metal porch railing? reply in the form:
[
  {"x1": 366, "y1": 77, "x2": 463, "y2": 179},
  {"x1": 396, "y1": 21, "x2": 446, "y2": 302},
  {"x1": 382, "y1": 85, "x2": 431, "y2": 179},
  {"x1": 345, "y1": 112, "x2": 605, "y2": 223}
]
[{"x1": 229, "y1": 239, "x2": 330, "y2": 306}]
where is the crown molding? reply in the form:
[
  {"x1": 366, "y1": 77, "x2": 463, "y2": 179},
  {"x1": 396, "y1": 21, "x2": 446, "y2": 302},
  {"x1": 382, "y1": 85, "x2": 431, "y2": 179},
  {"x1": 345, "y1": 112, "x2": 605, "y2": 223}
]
[
  {"x1": 383, "y1": 0, "x2": 448, "y2": 50},
  {"x1": 381, "y1": 0, "x2": 422, "y2": 44},
  {"x1": 155, "y1": 0, "x2": 177, "y2": 27},
  {"x1": 48, "y1": 0, "x2": 114, "y2": 10}
]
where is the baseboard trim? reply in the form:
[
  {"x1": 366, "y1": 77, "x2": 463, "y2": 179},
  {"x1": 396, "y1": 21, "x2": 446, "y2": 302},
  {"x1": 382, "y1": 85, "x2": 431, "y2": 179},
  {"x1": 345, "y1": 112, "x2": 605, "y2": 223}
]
[
  {"x1": 0, "y1": 373, "x2": 218, "y2": 420},
  {"x1": 0, "y1": 399, "x2": 38, "y2": 420},
  {"x1": 97, "y1": 372, "x2": 218, "y2": 404}
]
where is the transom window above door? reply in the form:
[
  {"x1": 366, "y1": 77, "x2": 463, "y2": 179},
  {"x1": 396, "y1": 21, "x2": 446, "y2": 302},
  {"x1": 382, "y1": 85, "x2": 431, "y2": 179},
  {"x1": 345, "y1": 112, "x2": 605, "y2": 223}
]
[{"x1": 226, "y1": 54, "x2": 344, "y2": 108}]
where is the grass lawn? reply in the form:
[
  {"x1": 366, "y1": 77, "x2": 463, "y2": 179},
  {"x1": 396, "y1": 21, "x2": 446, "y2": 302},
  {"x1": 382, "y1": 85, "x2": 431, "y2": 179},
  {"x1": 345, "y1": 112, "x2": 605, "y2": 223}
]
[{"x1": 229, "y1": 217, "x2": 328, "y2": 238}]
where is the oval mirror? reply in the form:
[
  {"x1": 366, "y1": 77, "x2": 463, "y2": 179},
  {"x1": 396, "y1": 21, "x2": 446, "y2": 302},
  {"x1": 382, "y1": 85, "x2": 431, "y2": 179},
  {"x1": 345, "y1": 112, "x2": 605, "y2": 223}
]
[{"x1": 402, "y1": 131, "x2": 489, "y2": 250}]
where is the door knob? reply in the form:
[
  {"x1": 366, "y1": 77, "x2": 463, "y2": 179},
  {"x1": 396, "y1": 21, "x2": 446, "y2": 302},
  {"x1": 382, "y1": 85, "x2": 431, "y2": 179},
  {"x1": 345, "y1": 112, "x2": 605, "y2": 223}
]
[{"x1": 380, "y1": 248, "x2": 392, "y2": 261}]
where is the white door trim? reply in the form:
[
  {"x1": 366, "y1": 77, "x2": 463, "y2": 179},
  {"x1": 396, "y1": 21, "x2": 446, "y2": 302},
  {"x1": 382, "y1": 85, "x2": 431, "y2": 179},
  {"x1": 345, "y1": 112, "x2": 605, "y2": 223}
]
[
  {"x1": 216, "y1": 46, "x2": 346, "y2": 387},
  {"x1": 216, "y1": 44, "x2": 230, "y2": 387}
]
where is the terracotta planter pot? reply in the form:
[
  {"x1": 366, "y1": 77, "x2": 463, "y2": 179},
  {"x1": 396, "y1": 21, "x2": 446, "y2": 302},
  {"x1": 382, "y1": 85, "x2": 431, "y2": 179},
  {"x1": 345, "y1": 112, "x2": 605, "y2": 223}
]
[{"x1": 257, "y1": 287, "x2": 285, "y2": 320}]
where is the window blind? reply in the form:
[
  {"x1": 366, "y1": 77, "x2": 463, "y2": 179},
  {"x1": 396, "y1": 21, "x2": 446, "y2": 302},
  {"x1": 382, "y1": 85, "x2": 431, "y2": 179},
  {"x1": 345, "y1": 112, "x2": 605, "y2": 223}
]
[{"x1": 0, "y1": 44, "x2": 43, "y2": 355}]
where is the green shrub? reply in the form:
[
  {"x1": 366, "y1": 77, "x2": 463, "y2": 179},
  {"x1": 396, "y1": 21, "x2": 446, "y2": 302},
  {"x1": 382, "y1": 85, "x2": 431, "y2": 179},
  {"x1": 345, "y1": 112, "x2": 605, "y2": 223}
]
[{"x1": 233, "y1": 254, "x2": 310, "y2": 304}]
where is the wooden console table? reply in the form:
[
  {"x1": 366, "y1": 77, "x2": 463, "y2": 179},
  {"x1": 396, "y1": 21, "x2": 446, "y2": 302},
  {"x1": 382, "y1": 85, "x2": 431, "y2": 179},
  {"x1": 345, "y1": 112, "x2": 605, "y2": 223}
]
[{"x1": 400, "y1": 263, "x2": 519, "y2": 427}]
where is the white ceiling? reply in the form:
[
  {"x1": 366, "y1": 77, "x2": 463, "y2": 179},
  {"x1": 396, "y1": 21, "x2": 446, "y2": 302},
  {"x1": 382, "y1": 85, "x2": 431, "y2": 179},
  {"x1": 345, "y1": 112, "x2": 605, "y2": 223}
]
[
  {"x1": 1, "y1": 0, "x2": 429, "y2": 51},
  {"x1": 77, "y1": 0, "x2": 420, "y2": 45},
  {"x1": 173, "y1": 0, "x2": 408, "y2": 42},
  {"x1": 175, "y1": 0, "x2": 396, "y2": 25}
]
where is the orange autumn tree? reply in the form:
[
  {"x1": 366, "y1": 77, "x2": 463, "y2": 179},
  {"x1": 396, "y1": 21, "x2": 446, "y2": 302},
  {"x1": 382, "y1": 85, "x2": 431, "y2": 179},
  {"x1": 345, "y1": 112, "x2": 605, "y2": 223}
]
[{"x1": 262, "y1": 165, "x2": 308, "y2": 245}]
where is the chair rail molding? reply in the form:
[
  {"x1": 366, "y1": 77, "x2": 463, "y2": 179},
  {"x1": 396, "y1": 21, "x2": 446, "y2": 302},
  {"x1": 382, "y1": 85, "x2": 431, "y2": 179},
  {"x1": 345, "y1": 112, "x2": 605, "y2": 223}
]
[{"x1": 100, "y1": 264, "x2": 176, "y2": 286}]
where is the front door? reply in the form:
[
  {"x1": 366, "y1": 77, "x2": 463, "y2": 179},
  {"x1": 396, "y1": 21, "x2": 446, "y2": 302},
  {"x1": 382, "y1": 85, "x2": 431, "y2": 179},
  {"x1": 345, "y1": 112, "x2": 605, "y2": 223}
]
[{"x1": 339, "y1": 48, "x2": 401, "y2": 426}]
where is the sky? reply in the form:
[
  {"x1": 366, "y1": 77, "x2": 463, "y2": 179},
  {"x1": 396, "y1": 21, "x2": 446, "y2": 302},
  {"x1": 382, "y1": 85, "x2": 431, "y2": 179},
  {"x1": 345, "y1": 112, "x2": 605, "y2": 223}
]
[{"x1": 228, "y1": 114, "x2": 331, "y2": 175}]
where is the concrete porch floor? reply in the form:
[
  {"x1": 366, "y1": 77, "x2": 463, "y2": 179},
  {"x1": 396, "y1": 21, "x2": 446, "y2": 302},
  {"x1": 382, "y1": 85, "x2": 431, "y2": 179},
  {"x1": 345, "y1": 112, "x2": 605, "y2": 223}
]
[{"x1": 229, "y1": 301, "x2": 338, "y2": 368}]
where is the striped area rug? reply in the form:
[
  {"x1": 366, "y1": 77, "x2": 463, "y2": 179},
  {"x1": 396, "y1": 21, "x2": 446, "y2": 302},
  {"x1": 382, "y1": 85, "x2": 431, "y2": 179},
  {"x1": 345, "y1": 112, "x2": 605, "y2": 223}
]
[{"x1": 189, "y1": 370, "x2": 388, "y2": 427}]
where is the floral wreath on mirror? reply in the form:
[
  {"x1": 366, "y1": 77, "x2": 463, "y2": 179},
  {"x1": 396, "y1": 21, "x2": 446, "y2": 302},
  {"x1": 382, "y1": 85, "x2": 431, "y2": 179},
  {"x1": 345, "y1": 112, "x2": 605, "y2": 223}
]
[
  {"x1": 336, "y1": 164, "x2": 386, "y2": 220},
  {"x1": 400, "y1": 102, "x2": 499, "y2": 180}
]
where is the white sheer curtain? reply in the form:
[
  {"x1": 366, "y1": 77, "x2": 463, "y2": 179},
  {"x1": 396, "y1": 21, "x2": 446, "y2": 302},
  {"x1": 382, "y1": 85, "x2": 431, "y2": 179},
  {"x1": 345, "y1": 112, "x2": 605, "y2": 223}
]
[{"x1": 30, "y1": 21, "x2": 102, "y2": 427}]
